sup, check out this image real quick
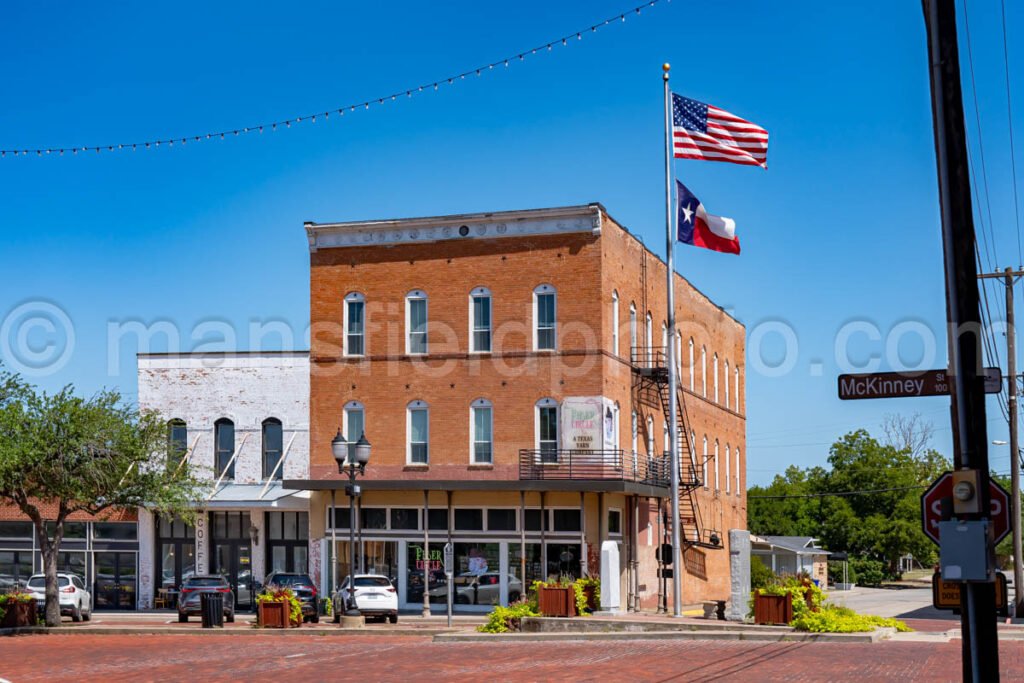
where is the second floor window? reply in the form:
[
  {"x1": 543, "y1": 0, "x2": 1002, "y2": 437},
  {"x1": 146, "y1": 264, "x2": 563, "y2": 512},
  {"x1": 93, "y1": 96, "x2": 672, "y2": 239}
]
[
  {"x1": 344, "y1": 292, "x2": 365, "y2": 356},
  {"x1": 471, "y1": 399, "x2": 493, "y2": 464},
  {"x1": 214, "y1": 418, "x2": 235, "y2": 480},
  {"x1": 167, "y1": 419, "x2": 187, "y2": 470},
  {"x1": 408, "y1": 401, "x2": 429, "y2": 464},
  {"x1": 470, "y1": 287, "x2": 491, "y2": 352},
  {"x1": 262, "y1": 418, "x2": 283, "y2": 481},
  {"x1": 534, "y1": 285, "x2": 556, "y2": 350},
  {"x1": 406, "y1": 290, "x2": 428, "y2": 354},
  {"x1": 537, "y1": 398, "x2": 558, "y2": 462},
  {"x1": 344, "y1": 401, "x2": 365, "y2": 465}
]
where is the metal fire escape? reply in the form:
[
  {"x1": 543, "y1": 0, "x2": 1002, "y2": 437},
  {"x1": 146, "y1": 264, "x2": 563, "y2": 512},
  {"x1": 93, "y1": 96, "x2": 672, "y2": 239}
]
[{"x1": 631, "y1": 346, "x2": 721, "y2": 550}]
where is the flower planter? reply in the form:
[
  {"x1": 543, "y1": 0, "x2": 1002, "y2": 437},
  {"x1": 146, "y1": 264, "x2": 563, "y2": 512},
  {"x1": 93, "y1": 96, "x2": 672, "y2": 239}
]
[
  {"x1": 537, "y1": 586, "x2": 577, "y2": 618},
  {"x1": 0, "y1": 601, "x2": 36, "y2": 628},
  {"x1": 753, "y1": 592, "x2": 793, "y2": 626},
  {"x1": 581, "y1": 585, "x2": 597, "y2": 613},
  {"x1": 257, "y1": 600, "x2": 292, "y2": 628}
]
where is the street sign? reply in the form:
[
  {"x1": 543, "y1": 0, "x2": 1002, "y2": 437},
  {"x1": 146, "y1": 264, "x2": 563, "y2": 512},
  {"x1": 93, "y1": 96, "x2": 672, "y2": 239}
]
[
  {"x1": 932, "y1": 571, "x2": 1007, "y2": 613},
  {"x1": 921, "y1": 471, "x2": 1011, "y2": 545},
  {"x1": 443, "y1": 542, "x2": 453, "y2": 574},
  {"x1": 837, "y1": 367, "x2": 1001, "y2": 400}
]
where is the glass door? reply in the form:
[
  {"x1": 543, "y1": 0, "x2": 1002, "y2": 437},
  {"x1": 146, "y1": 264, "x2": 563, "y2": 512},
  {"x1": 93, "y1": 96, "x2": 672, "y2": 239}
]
[
  {"x1": 93, "y1": 552, "x2": 137, "y2": 610},
  {"x1": 213, "y1": 542, "x2": 253, "y2": 611}
]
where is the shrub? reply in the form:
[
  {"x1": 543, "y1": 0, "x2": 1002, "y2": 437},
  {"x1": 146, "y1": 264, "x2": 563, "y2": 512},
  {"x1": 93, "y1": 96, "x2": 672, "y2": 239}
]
[
  {"x1": 256, "y1": 587, "x2": 303, "y2": 626},
  {"x1": 828, "y1": 560, "x2": 855, "y2": 585},
  {"x1": 850, "y1": 558, "x2": 885, "y2": 587},
  {"x1": 574, "y1": 577, "x2": 600, "y2": 615},
  {"x1": 750, "y1": 557, "x2": 776, "y2": 590},
  {"x1": 791, "y1": 604, "x2": 911, "y2": 633},
  {"x1": 478, "y1": 600, "x2": 539, "y2": 633}
]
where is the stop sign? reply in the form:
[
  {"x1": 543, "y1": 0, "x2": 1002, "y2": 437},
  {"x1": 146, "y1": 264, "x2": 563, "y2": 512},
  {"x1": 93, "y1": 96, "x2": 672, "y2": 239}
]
[{"x1": 921, "y1": 471, "x2": 1011, "y2": 545}]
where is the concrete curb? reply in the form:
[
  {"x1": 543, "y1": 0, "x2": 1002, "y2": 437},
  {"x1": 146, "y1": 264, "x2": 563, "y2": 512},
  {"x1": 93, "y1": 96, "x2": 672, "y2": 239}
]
[
  {"x1": 434, "y1": 629, "x2": 892, "y2": 644},
  {"x1": 1, "y1": 626, "x2": 455, "y2": 637}
]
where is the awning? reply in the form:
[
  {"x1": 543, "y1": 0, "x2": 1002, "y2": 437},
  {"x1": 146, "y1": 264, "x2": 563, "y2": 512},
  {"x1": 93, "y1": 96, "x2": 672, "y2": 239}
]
[
  {"x1": 282, "y1": 478, "x2": 669, "y2": 497},
  {"x1": 205, "y1": 483, "x2": 311, "y2": 510}
]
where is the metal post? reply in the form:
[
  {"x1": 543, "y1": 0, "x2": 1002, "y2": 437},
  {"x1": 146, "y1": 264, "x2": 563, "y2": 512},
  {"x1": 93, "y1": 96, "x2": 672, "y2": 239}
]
[
  {"x1": 519, "y1": 491, "x2": 527, "y2": 592},
  {"x1": 422, "y1": 490, "x2": 431, "y2": 617},
  {"x1": 662, "y1": 62, "x2": 683, "y2": 617},
  {"x1": 579, "y1": 491, "x2": 587, "y2": 577},
  {"x1": 346, "y1": 467, "x2": 359, "y2": 616},
  {"x1": 923, "y1": 1, "x2": 998, "y2": 678},
  {"x1": 540, "y1": 491, "x2": 547, "y2": 580},
  {"x1": 330, "y1": 490, "x2": 337, "y2": 597}
]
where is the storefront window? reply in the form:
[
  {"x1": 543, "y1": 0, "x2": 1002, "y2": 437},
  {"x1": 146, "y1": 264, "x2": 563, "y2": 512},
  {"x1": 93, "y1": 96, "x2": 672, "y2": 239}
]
[
  {"x1": 406, "y1": 543, "x2": 445, "y2": 605},
  {"x1": 390, "y1": 508, "x2": 418, "y2": 530},
  {"x1": 454, "y1": 509, "x2": 483, "y2": 531},
  {"x1": 0, "y1": 550, "x2": 33, "y2": 592},
  {"x1": 509, "y1": 543, "x2": 542, "y2": 600},
  {"x1": 552, "y1": 510, "x2": 581, "y2": 533},
  {"x1": 546, "y1": 543, "x2": 581, "y2": 581},
  {"x1": 487, "y1": 510, "x2": 516, "y2": 531},
  {"x1": 361, "y1": 508, "x2": 387, "y2": 530},
  {"x1": 44, "y1": 522, "x2": 87, "y2": 540},
  {"x1": 94, "y1": 522, "x2": 138, "y2": 541},
  {"x1": 0, "y1": 522, "x2": 33, "y2": 538}
]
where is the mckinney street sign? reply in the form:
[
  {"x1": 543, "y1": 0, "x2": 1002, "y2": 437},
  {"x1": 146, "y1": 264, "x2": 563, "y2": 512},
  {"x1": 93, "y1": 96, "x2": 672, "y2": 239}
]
[{"x1": 837, "y1": 367, "x2": 1002, "y2": 400}]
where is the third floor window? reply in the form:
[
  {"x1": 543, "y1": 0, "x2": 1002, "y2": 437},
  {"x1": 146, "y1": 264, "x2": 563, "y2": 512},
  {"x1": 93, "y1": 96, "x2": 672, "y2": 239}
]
[
  {"x1": 470, "y1": 287, "x2": 491, "y2": 352},
  {"x1": 406, "y1": 290, "x2": 428, "y2": 355},
  {"x1": 344, "y1": 292, "x2": 365, "y2": 356},
  {"x1": 534, "y1": 285, "x2": 556, "y2": 351}
]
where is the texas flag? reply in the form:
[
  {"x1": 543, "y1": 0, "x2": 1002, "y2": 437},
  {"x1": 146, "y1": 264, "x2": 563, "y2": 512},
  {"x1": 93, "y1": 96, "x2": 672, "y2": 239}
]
[{"x1": 676, "y1": 180, "x2": 740, "y2": 255}]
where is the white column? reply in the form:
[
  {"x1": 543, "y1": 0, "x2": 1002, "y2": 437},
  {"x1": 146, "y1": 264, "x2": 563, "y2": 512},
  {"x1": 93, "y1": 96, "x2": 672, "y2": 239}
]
[
  {"x1": 137, "y1": 509, "x2": 155, "y2": 609},
  {"x1": 250, "y1": 510, "x2": 265, "y2": 581}
]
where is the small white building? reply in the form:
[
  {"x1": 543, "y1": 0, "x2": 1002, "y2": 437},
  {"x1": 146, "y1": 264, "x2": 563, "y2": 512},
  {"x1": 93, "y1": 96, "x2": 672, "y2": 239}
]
[
  {"x1": 751, "y1": 536, "x2": 830, "y2": 585},
  {"x1": 136, "y1": 351, "x2": 312, "y2": 610}
]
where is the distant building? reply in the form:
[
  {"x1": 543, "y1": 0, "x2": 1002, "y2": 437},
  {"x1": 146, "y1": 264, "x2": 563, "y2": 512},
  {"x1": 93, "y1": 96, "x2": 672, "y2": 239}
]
[
  {"x1": 751, "y1": 535, "x2": 830, "y2": 585},
  {"x1": 289, "y1": 203, "x2": 746, "y2": 610}
]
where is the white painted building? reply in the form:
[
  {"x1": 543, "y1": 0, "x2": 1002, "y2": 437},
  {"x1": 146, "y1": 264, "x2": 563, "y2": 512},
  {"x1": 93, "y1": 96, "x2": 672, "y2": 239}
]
[{"x1": 136, "y1": 351, "x2": 313, "y2": 610}]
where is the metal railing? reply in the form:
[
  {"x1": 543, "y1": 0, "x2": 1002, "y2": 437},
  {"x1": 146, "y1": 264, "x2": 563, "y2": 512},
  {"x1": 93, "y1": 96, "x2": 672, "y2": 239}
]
[{"x1": 519, "y1": 448, "x2": 671, "y2": 487}]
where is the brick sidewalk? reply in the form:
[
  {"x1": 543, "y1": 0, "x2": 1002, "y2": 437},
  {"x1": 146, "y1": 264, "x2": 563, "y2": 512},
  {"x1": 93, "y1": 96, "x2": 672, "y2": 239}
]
[{"x1": 1, "y1": 633, "x2": 1022, "y2": 682}]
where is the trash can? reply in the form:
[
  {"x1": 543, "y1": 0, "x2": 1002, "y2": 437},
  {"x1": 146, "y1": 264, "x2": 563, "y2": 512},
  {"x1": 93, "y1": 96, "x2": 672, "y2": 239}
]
[{"x1": 200, "y1": 592, "x2": 224, "y2": 628}]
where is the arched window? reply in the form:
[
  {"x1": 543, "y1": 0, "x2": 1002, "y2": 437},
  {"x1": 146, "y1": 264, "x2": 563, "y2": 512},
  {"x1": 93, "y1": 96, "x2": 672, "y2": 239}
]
[
  {"x1": 724, "y1": 360, "x2": 730, "y2": 409},
  {"x1": 629, "y1": 304, "x2": 637, "y2": 359},
  {"x1": 214, "y1": 418, "x2": 235, "y2": 480},
  {"x1": 536, "y1": 398, "x2": 559, "y2": 462},
  {"x1": 167, "y1": 419, "x2": 187, "y2": 471},
  {"x1": 262, "y1": 418, "x2": 284, "y2": 481},
  {"x1": 407, "y1": 400, "x2": 429, "y2": 464},
  {"x1": 344, "y1": 400, "x2": 365, "y2": 464},
  {"x1": 735, "y1": 448, "x2": 742, "y2": 495},
  {"x1": 344, "y1": 292, "x2": 366, "y2": 356},
  {"x1": 611, "y1": 290, "x2": 620, "y2": 356},
  {"x1": 725, "y1": 444, "x2": 731, "y2": 494},
  {"x1": 688, "y1": 338, "x2": 695, "y2": 391},
  {"x1": 701, "y1": 346, "x2": 708, "y2": 397},
  {"x1": 470, "y1": 286, "x2": 492, "y2": 353},
  {"x1": 471, "y1": 398, "x2": 493, "y2": 464},
  {"x1": 714, "y1": 440, "x2": 720, "y2": 492},
  {"x1": 702, "y1": 436, "x2": 708, "y2": 489},
  {"x1": 406, "y1": 290, "x2": 428, "y2": 355},
  {"x1": 735, "y1": 366, "x2": 741, "y2": 412},
  {"x1": 534, "y1": 284, "x2": 557, "y2": 350},
  {"x1": 645, "y1": 313, "x2": 653, "y2": 366},
  {"x1": 713, "y1": 353, "x2": 720, "y2": 403}
]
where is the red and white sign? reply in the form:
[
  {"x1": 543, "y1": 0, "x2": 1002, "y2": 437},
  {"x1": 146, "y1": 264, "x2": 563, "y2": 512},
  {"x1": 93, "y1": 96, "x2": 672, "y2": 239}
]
[{"x1": 921, "y1": 471, "x2": 1011, "y2": 545}]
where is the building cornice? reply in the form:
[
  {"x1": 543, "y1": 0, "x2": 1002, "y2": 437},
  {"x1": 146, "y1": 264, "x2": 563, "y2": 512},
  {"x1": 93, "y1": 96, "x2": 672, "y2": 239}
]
[{"x1": 305, "y1": 204, "x2": 603, "y2": 252}]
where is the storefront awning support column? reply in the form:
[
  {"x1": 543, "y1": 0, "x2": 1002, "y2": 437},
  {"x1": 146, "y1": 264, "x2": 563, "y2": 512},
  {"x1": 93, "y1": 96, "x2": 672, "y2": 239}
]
[
  {"x1": 540, "y1": 491, "x2": 547, "y2": 581},
  {"x1": 519, "y1": 491, "x2": 526, "y2": 593},
  {"x1": 422, "y1": 490, "x2": 431, "y2": 618},
  {"x1": 579, "y1": 491, "x2": 587, "y2": 577}
]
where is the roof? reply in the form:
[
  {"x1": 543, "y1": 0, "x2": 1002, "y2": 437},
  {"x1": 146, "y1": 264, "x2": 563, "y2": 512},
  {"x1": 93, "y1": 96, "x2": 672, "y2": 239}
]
[
  {"x1": 204, "y1": 483, "x2": 311, "y2": 509},
  {"x1": 752, "y1": 535, "x2": 831, "y2": 556}
]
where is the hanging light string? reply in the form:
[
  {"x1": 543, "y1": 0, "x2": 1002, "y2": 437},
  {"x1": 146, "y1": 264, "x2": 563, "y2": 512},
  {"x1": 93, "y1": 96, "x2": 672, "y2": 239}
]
[{"x1": 2, "y1": 1, "x2": 665, "y2": 159}]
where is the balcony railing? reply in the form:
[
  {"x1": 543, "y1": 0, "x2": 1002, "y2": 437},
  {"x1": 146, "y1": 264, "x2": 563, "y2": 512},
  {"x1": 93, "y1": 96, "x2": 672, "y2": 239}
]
[{"x1": 519, "y1": 448, "x2": 670, "y2": 487}]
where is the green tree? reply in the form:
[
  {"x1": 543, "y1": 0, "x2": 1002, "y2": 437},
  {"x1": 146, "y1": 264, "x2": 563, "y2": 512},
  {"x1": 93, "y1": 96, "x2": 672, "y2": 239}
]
[{"x1": 0, "y1": 365, "x2": 202, "y2": 626}]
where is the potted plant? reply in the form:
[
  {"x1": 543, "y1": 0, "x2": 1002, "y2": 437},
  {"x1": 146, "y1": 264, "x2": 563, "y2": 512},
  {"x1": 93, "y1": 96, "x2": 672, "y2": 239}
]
[
  {"x1": 751, "y1": 585, "x2": 793, "y2": 625},
  {"x1": 256, "y1": 588, "x2": 302, "y2": 628},
  {"x1": 534, "y1": 578, "x2": 577, "y2": 618},
  {"x1": 0, "y1": 591, "x2": 37, "y2": 628},
  {"x1": 575, "y1": 576, "x2": 600, "y2": 614}
]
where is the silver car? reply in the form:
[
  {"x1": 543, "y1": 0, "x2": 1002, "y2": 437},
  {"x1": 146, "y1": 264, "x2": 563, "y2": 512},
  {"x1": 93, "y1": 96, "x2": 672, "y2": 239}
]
[{"x1": 26, "y1": 573, "x2": 92, "y2": 622}]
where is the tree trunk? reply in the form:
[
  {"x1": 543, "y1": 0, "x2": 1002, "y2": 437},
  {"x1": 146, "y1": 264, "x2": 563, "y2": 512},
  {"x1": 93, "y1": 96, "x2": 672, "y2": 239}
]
[{"x1": 35, "y1": 526, "x2": 62, "y2": 627}]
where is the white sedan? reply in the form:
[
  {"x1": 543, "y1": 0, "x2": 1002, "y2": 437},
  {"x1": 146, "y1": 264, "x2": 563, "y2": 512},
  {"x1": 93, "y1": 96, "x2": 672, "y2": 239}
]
[
  {"x1": 332, "y1": 575, "x2": 398, "y2": 623},
  {"x1": 26, "y1": 573, "x2": 92, "y2": 622}
]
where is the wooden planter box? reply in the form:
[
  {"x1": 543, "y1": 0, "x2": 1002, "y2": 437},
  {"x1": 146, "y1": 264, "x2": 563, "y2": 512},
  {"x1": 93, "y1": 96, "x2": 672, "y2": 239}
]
[
  {"x1": 537, "y1": 586, "x2": 577, "y2": 618},
  {"x1": 753, "y1": 593, "x2": 793, "y2": 626},
  {"x1": 257, "y1": 600, "x2": 293, "y2": 628},
  {"x1": 1, "y1": 601, "x2": 36, "y2": 628}
]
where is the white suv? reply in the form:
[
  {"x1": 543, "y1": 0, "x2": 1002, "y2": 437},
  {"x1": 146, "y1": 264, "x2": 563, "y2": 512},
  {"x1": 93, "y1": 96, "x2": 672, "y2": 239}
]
[
  {"x1": 332, "y1": 575, "x2": 398, "y2": 623},
  {"x1": 26, "y1": 573, "x2": 92, "y2": 622}
]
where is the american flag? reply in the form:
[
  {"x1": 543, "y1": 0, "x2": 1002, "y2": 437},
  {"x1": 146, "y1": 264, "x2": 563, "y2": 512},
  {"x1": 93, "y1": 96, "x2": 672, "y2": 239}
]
[{"x1": 672, "y1": 93, "x2": 768, "y2": 168}]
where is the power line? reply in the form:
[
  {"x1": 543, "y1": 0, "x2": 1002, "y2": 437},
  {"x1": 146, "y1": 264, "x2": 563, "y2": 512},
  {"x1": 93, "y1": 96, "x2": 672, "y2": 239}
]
[
  {"x1": 999, "y1": 0, "x2": 1023, "y2": 270},
  {"x1": 0, "y1": 0, "x2": 665, "y2": 159}
]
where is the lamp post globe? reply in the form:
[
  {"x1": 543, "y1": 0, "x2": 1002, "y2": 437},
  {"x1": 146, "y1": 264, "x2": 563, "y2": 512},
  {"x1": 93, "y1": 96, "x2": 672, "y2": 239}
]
[
  {"x1": 354, "y1": 432, "x2": 372, "y2": 468},
  {"x1": 331, "y1": 429, "x2": 348, "y2": 472}
]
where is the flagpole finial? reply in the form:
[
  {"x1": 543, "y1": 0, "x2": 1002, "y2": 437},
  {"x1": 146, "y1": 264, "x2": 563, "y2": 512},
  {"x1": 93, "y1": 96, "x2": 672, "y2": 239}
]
[{"x1": 662, "y1": 63, "x2": 670, "y2": 72}]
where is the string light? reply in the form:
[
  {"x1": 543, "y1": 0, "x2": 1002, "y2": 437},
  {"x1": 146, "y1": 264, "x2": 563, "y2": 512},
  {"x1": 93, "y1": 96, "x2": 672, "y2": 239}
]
[{"x1": 1, "y1": 0, "x2": 665, "y2": 159}]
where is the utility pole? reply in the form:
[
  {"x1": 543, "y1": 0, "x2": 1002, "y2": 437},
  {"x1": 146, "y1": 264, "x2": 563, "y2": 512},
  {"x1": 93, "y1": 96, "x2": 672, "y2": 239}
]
[
  {"x1": 979, "y1": 266, "x2": 1024, "y2": 618},
  {"x1": 922, "y1": 1, "x2": 999, "y2": 680}
]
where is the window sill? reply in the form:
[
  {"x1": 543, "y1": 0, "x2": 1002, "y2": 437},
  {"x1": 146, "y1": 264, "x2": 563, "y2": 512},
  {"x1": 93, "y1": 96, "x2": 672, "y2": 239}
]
[
  {"x1": 468, "y1": 464, "x2": 494, "y2": 470},
  {"x1": 404, "y1": 464, "x2": 430, "y2": 470}
]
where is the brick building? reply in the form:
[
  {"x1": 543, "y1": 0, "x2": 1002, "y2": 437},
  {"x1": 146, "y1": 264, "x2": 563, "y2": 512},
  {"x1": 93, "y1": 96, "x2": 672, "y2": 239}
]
[{"x1": 288, "y1": 203, "x2": 746, "y2": 611}]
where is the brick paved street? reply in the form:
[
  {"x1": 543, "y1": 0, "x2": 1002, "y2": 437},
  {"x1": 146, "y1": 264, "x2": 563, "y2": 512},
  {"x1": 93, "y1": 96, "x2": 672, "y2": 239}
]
[{"x1": 0, "y1": 634, "x2": 1022, "y2": 682}]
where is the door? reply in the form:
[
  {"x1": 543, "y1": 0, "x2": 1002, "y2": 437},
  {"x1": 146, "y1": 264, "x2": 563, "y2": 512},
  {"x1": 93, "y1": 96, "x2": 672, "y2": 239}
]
[
  {"x1": 93, "y1": 552, "x2": 137, "y2": 610},
  {"x1": 213, "y1": 543, "x2": 253, "y2": 611}
]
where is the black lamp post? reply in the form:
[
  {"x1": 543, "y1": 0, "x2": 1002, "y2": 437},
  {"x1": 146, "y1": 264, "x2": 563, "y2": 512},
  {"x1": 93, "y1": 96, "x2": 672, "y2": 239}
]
[{"x1": 331, "y1": 429, "x2": 371, "y2": 618}]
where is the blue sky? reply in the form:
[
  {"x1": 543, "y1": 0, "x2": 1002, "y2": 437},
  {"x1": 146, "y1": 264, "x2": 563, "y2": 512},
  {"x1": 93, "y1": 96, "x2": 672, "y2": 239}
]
[{"x1": 2, "y1": 1, "x2": 1022, "y2": 485}]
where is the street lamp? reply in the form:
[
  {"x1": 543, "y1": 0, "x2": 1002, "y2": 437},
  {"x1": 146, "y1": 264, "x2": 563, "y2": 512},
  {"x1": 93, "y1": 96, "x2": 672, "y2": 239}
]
[{"x1": 332, "y1": 429, "x2": 371, "y2": 618}]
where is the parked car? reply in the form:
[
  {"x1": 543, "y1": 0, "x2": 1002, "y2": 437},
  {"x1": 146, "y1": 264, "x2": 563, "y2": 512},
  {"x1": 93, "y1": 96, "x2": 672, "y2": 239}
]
[
  {"x1": 25, "y1": 573, "x2": 91, "y2": 622},
  {"x1": 332, "y1": 574, "x2": 398, "y2": 623},
  {"x1": 427, "y1": 572, "x2": 523, "y2": 605},
  {"x1": 263, "y1": 572, "x2": 319, "y2": 623},
  {"x1": 177, "y1": 575, "x2": 235, "y2": 623}
]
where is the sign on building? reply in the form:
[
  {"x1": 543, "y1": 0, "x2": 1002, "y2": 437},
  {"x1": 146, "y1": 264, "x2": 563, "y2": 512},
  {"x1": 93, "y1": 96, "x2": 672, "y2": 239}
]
[{"x1": 560, "y1": 397, "x2": 616, "y2": 451}]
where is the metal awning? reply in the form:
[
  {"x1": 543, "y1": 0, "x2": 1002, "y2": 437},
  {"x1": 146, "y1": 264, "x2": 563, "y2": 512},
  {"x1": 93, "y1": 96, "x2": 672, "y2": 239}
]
[
  {"x1": 282, "y1": 478, "x2": 669, "y2": 497},
  {"x1": 205, "y1": 483, "x2": 310, "y2": 510}
]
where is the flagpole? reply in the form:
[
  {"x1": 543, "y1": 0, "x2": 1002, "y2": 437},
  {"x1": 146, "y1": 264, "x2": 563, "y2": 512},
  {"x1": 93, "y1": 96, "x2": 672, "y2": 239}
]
[{"x1": 663, "y1": 63, "x2": 683, "y2": 618}]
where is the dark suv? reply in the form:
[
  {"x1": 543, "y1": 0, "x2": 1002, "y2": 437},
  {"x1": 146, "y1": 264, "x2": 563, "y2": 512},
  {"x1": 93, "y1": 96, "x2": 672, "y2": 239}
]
[
  {"x1": 263, "y1": 572, "x2": 319, "y2": 623},
  {"x1": 177, "y1": 575, "x2": 235, "y2": 623}
]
